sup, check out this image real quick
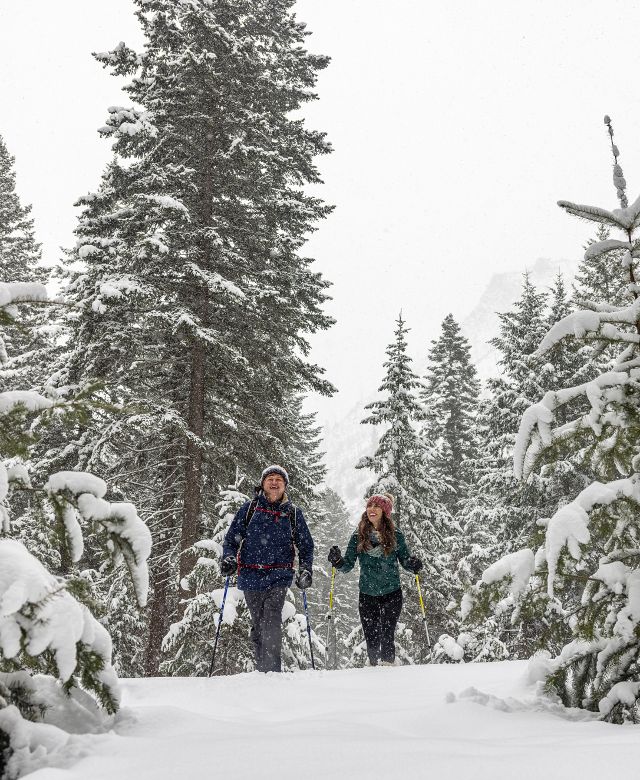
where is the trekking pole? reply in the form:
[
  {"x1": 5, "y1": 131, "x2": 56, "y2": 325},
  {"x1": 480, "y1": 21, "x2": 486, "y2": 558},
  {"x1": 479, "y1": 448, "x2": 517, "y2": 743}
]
[
  {"x1": 415, "y1": 574, "x2": 433, "y2": 661},
  {"x1": 302, "y1": 589, "x2": 316, "y2": 670},
  {"x1": 208, "y1": 575, "x2": 230, "y2": 677},
  {"x1": 325, "y1": 567, "x2": 336, "y2": 669}
]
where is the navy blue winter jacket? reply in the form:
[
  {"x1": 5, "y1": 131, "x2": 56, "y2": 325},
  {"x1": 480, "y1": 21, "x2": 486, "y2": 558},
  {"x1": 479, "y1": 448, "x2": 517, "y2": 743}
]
[{"x1": 222, "y1": 494, "x2": 314, "y2": 591}]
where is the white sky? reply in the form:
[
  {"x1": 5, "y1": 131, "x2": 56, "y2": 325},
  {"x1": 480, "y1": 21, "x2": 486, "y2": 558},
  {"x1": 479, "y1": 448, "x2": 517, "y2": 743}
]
[{"x1": 1, "y1": 1, "x2": 640, "y2": 424}]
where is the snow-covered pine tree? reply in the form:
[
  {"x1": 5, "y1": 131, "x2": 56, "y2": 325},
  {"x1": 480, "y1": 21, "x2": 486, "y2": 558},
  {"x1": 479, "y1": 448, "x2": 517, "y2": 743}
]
[
  {"x1": 357, "y1": 313, "x2": 452, "y2": 658},
  {"x1": 453, "y1": 274, "x2": 594, "y2": 663},
  {"x1": 420, "y1": 313, "x2": 480, "y2": 516},
  {"x1": 274, "y1": 393, "x2": 326, "y2": 515},
  {"x1": 0, "y1": 284, "x2": 151, "y2": 775},
  {"x1": 0, "y1": 134, "x2": 46, "y2": 392},
  {"x1": 573, "y1": 224, "x2": 629, "y2": 310},
  {"x1": 472, "y1": 118, "x2": 640, "y2": 722},
  {"x1": 39, "y1": 0, "x2": 334, "y2": 674},
  {"x1": 453, "y1": 276, "x2": 554, "y2": 660}
]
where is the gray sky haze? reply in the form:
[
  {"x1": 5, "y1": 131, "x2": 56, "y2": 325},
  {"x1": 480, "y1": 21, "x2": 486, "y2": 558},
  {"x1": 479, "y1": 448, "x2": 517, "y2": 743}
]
[{"x1": 1, "y1": 0, "x2": 640, "y2": 424}]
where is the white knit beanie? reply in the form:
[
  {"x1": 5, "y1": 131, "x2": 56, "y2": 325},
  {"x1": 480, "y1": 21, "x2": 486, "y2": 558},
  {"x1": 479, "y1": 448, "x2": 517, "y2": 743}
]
[{"x1": 261, "y1": 464, "x2": 289, "y2": 486}]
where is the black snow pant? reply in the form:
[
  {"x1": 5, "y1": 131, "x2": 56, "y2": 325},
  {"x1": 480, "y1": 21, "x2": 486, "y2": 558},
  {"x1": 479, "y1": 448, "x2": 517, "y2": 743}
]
[
  {"x1": 243, "y1": 587, "x2": 287, "y2": 673},
  {"x1": 359, "y1": 588, "x2": 403, "y2": 666}
]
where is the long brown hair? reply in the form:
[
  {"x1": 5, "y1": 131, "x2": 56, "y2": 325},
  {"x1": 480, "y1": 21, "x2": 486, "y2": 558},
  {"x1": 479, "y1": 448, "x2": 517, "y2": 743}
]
[{"x1": 357, "y1": 511, "x2": 396, "y2": 556}]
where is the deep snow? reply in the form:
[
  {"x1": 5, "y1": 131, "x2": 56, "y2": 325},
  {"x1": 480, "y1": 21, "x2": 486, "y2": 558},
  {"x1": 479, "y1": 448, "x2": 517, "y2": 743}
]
[{"x1": 24, "y1": 660, "x2": 638, "y2": 780}]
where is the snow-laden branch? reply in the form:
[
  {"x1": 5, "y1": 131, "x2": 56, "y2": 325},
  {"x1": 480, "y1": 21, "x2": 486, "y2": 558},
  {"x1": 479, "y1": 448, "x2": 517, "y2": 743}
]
[
  {"x1": 98, "y1": 105, "x2": 157, "y2": 139},
  {"x1": 558, "y1": 193, "x2": 640, "y2": 231},
  {"x1": 482, "y1": 549, "x2": 535, "y2": 598},
  {"x1": 545, "y1": 477, "x2": 640, "y2": 597},
  {"x1": 535, "y1": 298, "x2": 640, "y2": 357},
  {"x1": 45, "y1": 471, "x2": 152, "y2": 606},
  {"x1": 0, "y1": 539, "x2": 119, "y2": 692},
  {"x1": 0, "y1": 391, "x2": 54, "y2": 415},
  {"x1": 583, "y1": 238, "x2": 632, "y2": 260},
  {"x1": 0, "y1": 282, "x2": 48, "y2": 307},
  {"x1": 514, "y1": 372, "x2": 629, "y2": 480},
  {"x1": 592, "y1": 562, "x2": 640, "y2": 643}
]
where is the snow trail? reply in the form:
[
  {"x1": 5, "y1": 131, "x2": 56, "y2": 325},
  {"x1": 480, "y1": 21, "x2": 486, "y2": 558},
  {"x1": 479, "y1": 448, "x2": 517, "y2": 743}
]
[{"x1": 27, "y1": 661, "x2": 637, "y2": 780}]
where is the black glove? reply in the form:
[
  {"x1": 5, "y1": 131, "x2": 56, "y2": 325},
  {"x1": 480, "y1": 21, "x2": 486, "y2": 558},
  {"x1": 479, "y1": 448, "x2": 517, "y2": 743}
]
[
  {"x1": 327, "y1": 546, "x2": 343, "y2": 567},
  {"x1": 220, "y1": 555, "x2": 237, "y2": 576},
  {"x1": 405, "y1": 555, "x2": 423, "y2": 574},
  {"x1": 296, "y1": 568, "x2": 312, "y2": 590}
]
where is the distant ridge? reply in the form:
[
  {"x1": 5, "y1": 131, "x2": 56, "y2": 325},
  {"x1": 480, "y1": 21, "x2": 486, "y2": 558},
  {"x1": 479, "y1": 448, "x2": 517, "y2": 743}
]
[{"x1": 461, "y1": 256, "x2": 579, "y2": 381}]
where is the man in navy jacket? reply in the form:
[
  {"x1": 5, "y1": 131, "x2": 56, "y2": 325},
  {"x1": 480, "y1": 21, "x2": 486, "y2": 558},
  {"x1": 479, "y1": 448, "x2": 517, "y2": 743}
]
[{"x1": 221, "y1": 465, "x2": 314, "y2": 672}]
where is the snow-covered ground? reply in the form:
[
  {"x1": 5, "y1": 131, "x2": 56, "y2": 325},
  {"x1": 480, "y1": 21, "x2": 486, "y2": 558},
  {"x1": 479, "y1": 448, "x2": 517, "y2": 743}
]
[{"x1": 26, "y1": 660, "x2": 638, "y2": 780}]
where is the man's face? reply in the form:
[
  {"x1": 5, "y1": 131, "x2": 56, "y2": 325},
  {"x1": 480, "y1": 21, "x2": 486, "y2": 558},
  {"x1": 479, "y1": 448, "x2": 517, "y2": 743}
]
[{"x1": 263, "y1": 473, "x2": 286, "y2": 502}]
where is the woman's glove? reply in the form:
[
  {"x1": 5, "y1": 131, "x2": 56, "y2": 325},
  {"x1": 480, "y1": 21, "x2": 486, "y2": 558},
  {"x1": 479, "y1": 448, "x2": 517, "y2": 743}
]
[
  {"x1": 405, "y1": 555, "x2": 423, "y2": 574},
  {"x1": 328, "y1": 546, "x2": 343, "y2": 568}
]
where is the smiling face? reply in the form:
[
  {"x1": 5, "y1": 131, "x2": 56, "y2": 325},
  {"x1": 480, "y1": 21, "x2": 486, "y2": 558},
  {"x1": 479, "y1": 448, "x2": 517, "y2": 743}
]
[
  {"x1": 366, "y1": 504, "x2": 384, "y2": 529},
  {"x1": 263, "y1": 473, "x2": 286, "y2": 503}
]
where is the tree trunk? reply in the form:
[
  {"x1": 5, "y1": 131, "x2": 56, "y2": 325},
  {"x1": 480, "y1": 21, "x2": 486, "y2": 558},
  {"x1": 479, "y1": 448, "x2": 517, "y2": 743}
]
[
  {"x1": 178, "y1": 131, "x2": 215, "y2": 597},
  {"x1": 179, "y1": 340, "x2": 206, "y2": 591},
  {"x1": 145, "y1": 452, "x2": 180, "y2": 675}
]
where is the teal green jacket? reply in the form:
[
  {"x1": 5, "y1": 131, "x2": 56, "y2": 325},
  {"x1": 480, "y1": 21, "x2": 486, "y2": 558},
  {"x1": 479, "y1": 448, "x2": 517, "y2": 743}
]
[{"x1": 337, "y1": 529, "x2": 413, "y2": 596}]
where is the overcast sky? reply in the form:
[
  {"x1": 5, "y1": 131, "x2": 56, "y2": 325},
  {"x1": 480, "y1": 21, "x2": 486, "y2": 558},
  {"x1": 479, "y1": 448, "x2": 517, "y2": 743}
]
[{"x1": 1, "y1": 1, "x2": 640, "y2": 424}]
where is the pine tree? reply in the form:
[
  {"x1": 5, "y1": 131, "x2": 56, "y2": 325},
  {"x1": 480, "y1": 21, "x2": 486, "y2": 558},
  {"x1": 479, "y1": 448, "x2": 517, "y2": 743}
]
[
  {"x1": 458, "y1": 277, "x2": 550, "y2": 570},
  {"x1": 0, "y1": 284, "x2": 151, "y2": 771},
  {"x1": 38, "y1": 0, "x2": 335, "y2": 673},
  {"x1": 455, "y1": 274, "x2": 594, "y2": 662},
  {"x1": 472, "y1": 118, "x2": 640, "y2": 721},
  {"x1": 0, "y1": 134, "x2": 46, "y2": 391},
  {"x1": 573, "y1": 224, "x2": 629, "y2": 309},
  {"x1": 454, "y1": 276, "x2": 555, "y2": 659},
  {"x1": 357, "y1": 313, "x2": 452, "y2": 654},
  {"x1": 420, "y1": 313, "x2": 480, "y2": 516}
]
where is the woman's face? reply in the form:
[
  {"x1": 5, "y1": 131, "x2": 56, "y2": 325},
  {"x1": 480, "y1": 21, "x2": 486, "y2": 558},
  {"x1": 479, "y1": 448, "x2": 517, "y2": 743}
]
[{"x1": 367, "y1": 504, "x2": 383, "y2": 527}]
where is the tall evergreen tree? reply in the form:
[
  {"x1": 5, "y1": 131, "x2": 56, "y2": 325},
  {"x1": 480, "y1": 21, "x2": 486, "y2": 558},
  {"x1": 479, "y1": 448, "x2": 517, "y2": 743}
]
[
  {"x1": 0, "y1": 134, "x2": 45, "y2": 390},
  {"x1": 454, "y1": 276, "x2": 557, "y2": 658},
  {"x1": 458, "y1": 276, "x2": 550, "y2": 573},
  {"x1": 357, "y1": 313, "x2": 452, "y2": 651},
  {"x1": 455, "y1": 273, "x2": 594, "y2": 662},
  {"x1": 0, "y1": 284, "x2": 151, "y2": 772},
  {"x1": 469, "y1": 119, "x2": 640, "y2": 721},
  {"x1": 420, "y1": 313, "x2": 480, "y2": 515},
  {"x1": 38, "y1": 0, "x2": 334, "y2": 673}
]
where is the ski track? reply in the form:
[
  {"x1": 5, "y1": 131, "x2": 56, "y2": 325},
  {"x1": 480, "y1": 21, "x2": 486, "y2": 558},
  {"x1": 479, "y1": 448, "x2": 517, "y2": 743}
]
[{"x1": 28, "y1": 661, "x2": 639, "y2": 780}]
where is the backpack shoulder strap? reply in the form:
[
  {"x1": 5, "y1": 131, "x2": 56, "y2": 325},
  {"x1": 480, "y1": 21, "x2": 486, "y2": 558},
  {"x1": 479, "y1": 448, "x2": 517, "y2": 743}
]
[
  {"x1": 242, "y1": 498, "x2": 259, "y2": 535},
  {"x1": 288, "y1": 505, "x2": 299, "y2": 548}
]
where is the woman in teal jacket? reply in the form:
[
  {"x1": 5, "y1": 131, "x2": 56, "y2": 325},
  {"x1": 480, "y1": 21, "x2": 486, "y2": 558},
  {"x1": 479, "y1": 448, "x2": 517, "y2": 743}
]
[{"x1": 328, "y1": 493, "x2": 422, "y2": 666}]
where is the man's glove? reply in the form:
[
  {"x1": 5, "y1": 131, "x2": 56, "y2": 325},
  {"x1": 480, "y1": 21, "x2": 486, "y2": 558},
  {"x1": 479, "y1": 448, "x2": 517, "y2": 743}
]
[
  {"x1": 220, "y1": 555, "x2": 237, "y2": 576},
  {"x1": 296, "y1": 568, "x2": 312, "y2": 590},
  {"x1": 328, "y1": 546, "x2": 343, "y2": 568},
  {"x1": 405, "y1": 555, "x2": 423, "y2": 574}
]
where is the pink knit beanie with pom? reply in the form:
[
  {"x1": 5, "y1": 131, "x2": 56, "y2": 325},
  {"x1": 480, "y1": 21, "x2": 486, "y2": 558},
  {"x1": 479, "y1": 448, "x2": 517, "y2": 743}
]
[{"x1": 366, "y1": 493, "x2": 393, "y2": 519}]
